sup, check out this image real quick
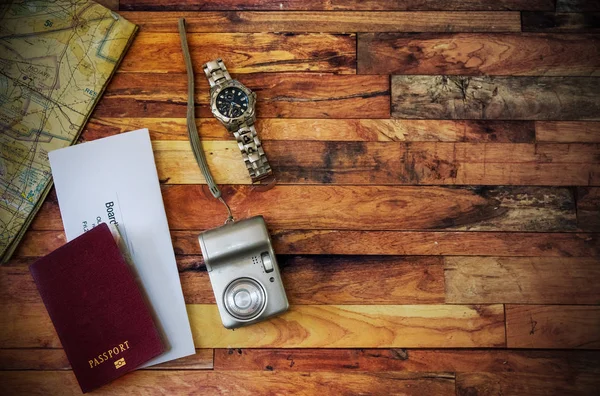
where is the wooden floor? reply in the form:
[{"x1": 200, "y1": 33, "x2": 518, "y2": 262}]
[{"x1": 2, "y1": 0, "x2": 600, "y2": 394}]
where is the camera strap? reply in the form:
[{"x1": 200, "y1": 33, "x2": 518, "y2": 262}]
[{"x1": 178, "y1": 18, "x2": 234, "y2": 224}]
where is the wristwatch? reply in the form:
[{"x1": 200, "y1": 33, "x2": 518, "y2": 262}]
[{"x1": 203, "y1": 58, "x2": 274, "y2": 184}]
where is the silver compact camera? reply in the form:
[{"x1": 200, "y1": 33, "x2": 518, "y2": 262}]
[{"x1": 198, "y1": 216, "x2": 289, "y2": 329}]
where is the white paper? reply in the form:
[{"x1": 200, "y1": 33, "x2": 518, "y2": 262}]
[{"x1": 48, "y1": 129, "x2": 195, "y2": 366}]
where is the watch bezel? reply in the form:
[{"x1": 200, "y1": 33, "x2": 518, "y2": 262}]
[{"x1": 210, "y1": 80, "x2": 256, "y2": 129}]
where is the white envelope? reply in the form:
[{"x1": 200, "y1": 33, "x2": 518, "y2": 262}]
[{"x1": 48, "y1": 129, "x2": 195, "y2": 367}]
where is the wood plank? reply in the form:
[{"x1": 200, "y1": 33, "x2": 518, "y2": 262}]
[
  {"x1": 276, "y1": 256, "x2": 444, "y2": 304},
  {"x1": 392, "y1": 75, "x2": 600, "y2": 120},
  {"x1": 0, "y1": 256, "x2": 444, "y2": 305},
  {"x1": 14, "y1": 230, "x2": 67, "y2": 256},
  {"x1": 181, "y1": 256, "x2": 444, "y2": 304},
  {"x1": 359, "y1": 33, "x2": 600, "y2": 76},
  {"x1": 148, "y1": 140, "x2": 598, "y2": 185},
  {"x1": 0, "y1": 349, "x2": 70, "y2": 371},
  {"x1": 577, "y1": 187, "x2": 600, "y2": 231},
  {"x1": 506, "y1": 305, "x2": 600, "y2": 349},
  {"x1": 14, "y1": 230, "x2": 600, "y2": 258},
  {"x1": 522, "y1": 12, "x2": 600, "y2": 32},
  {"x1": 29, "y1": 189, "x2": 62, "y2": 231},
  {"x1": 29, "y1": 186, "x2": 578, "y2": 232},
  {"x1": 0, "y1": 349, "x2": 213, "y2": 370},
  {"x1": 0, "y1": 304, "x2": 58, "y2": 348},
  {"x1": 456, "y1": 372, "x2": 600, "y2": 396},
  {"x1": 153, "y1": 185, "x2": 579, "y2": 231},
  {"x1": 120, "y1": 33, "x2": 355, "y2": 74},
  {"x1": 188, "y1": 304, "x2": 505, "y2": 348},
  {"x1": 556, "y1": 0, "x2": 600, "y2": 12},
  {"x1": 270, "y1": 231, "x2": 600, "y2": 257},
  {"x1": 1, "y1": 303, "x2": 505, "y2": 348},
  {"x1": 0, "y1": 371, "x2": 455, "y2": 396},
  {"x1": 536, "y1": 121, "x2": 600, "y2": 142},
  {"x1": 445, "y1": 257, "x2": 600, "y2": 304},
  {"x1": 95, "y1": 73, "x2": 390, "y2": 119},
  {"x1": 213, "y1": 349, "x2": 600, "y2": 374},
  {"x1": 119, "y1": 11, "x2": 521, "y2": 32},
  {"x1": 96, "y1": 0, "x2": 119, "y2": 10},
  {"x1": 5, "y1": 348, "x2": 599, "y2": 374},
  {"x1": 119, "y1": 0, "x2": 554, "y2": 11},
  {"x1": 83, "y1": 118, "x2": 536, "y2": 143}
]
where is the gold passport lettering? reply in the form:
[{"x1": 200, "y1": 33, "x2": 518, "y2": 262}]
[{"x1": 88, "y1": 341, "x2": 130, "y2": 368}]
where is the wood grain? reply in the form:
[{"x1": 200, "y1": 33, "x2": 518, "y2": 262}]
[
  {"x1": 359, "y1": 33, "x2": 600, "y2": 76},
  {"x1": 213, "y1": 349, "x2": 600, "y2": 374},
  {"x1": 83, "y1": 118, "x2": 536, "y2": 143},
  {"x1": 275, "y1": 256, "x2": 444, "y2": 304},
  {"x1": 5, "y1": 348, "x2": 599, "y2": 375},
  {"x1": 392, "y1": 75, "x2": 600, "y2": 120},
  {"x1": 0, "y1": 256, "x2": 445, "y2": 305},
  {"x1": 119, "y1": 0, "x2": 555, "y2": 11},
  {"x1": 0, "y1": 303, "x2": 505, "y2": 348},
  {"x1": 0, "y1": 371, "x2": 455, "y2": 396},
  {"x1": 120, "y1": 33, "x2": 355, "y2": 73},
  {"x1": 14, "y1": 231, "x2": 67, "y2": 256},
  {"x1": 0, "y1": 349, "x2": 213, "y2": 370},
  {"x1": 155, "y1": 185, "x2": 577, "y2": 231},
  {"x1": 506, "y1": 305, "x2": 600, "y2": 349},
  {"x1": 536, "y1": 121, "x2": 600, "y2": 142},
  {"x1": 577, "y1": 187, "x2": 600, "y2": 231},
  {"x1": 4, "y1": 2, "x2": 600, "y2": 395},
  {"x1": 96, "y1": 73, "x2": 390, "y2": 118},
  {"x1": 13, "y1": 230, "x2": 600, "y2": 258},
  {"x1": 150, "y1": 140, "x2": 598, "y2": 185},
  {"x1": 270, "y1": 231, "x2": 600, "y2": 257},
  {"x1": 188, "y1": 304, "x2": 505, "y2": 348},
  {"x1": 445, "y1": 257, "x2": 600, "y2": 304},
  {"x1": 119, "y1": 11, "x2": 521, "y2": 32},
  {"x1": 0, "y1": 349, "x2": 70, "y2": 371},
  {"x1": 28, "y1": 186, "x2": 578, "y2": 232},
  {"x1": 456, "y1": 372, "x2": 600, "y2": 396},
  {"x1": 522, "y1": 12, "x2": 600, "y2": 32},
  {"x1": 556, "y1": 0, "x2": 600, "y2": 12},
  {"x1": 0, "y1": 304, "x2": 58, "y2": 348}
]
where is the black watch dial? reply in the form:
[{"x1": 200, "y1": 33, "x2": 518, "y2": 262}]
[{"x1": 216, "y1": 87, "x2": 249, "y2": 118}]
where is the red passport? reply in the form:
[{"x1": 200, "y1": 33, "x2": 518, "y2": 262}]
[{"x1": 29, "y1": 223, "x2": 164, "y2": 393}]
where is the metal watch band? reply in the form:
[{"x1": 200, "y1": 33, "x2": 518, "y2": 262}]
[
  {"x1": 203, "y1": 58, "x2": 275, "y2": 185},
  {"x1": 233, "y1": 123, "x2": 273, "y2": 184},
  {"x1": 203, "y1": 58, "x2": 232, "y2": 87}
]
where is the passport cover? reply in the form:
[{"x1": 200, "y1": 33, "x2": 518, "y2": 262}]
[{"x1": 29, "y1": 223, "x2": 164, "y2": 393}]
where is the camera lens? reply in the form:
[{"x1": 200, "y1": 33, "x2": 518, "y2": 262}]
[{"x1": 224, "y1": 278, "x2": 266, "y2": 320}]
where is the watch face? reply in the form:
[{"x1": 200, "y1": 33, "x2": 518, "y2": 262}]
[{"x1": 216, "y1": 87, "x2": 249, "y2": 118}]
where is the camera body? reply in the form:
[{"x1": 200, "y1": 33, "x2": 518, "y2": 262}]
[{"x1": 198, "y1": 215, "x2": 289, "y2": 329}]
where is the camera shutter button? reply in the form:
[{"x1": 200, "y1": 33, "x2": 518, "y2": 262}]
[{"x1": 261, "y1": 252, "x2": 274, "y2": 273}]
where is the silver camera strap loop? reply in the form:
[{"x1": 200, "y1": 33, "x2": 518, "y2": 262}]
[
  {"x1": 219, "y1": 197, "x2": 234, "y2": 224},
  {"x1": 179, "y1": 18, "x2": 234, "y2": 224}
]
